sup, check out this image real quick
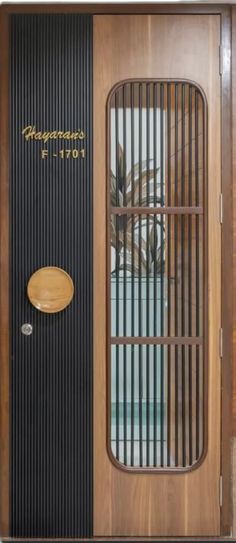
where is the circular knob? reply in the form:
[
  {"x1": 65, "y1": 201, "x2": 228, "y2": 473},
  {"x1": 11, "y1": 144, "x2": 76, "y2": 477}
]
[
  {"x1": 21, "y1": 323, "x2": 33, "y2": 336},
  {"x1": 27, "y1": 266, "x2": 74, "y2": 313}
]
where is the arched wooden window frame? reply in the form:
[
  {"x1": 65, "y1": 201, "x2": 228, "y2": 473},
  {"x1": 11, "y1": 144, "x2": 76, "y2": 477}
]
[{"x1": 106, "y1": 78, "x2": 208, "y2": 473}]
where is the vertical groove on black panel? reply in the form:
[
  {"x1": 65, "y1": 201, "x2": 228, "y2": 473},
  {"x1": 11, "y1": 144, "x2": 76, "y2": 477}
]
[{"x1": 10, "y1": 14, "x2": 93, "y2": 537}]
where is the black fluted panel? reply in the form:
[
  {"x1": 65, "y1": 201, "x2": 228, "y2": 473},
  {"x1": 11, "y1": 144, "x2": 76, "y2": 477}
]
[{"x1": 10, "y1": 14, "x2": 93, "y2": 537}]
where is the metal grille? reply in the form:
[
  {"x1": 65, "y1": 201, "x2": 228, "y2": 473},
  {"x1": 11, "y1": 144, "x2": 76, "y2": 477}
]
[{"x1": 108, "y1": 81, "x2": 206, "y2": 470}]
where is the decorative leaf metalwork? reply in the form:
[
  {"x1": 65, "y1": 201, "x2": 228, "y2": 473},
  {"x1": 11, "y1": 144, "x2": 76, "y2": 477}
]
[{"x1": 111, "y1": 145, "x2": 165, "y2": 276}]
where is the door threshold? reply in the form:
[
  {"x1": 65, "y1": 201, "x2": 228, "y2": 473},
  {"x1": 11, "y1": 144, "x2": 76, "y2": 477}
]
[{"x1": 1, "y1": 537, "x2": 234, "y2": 542}]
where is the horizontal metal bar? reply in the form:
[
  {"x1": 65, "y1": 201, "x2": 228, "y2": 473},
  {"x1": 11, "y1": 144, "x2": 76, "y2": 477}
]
[
  {"x1": 111, "y1": 206, "x2": 203, "y2": 215},
  {"x1": 111, "y1": 337, "x2": 203, "y2": 345}
]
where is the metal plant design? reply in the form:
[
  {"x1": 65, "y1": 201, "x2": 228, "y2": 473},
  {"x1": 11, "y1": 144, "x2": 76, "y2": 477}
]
[{"x1": 111, "y1": 145, "x2": 165, "y2": 277}]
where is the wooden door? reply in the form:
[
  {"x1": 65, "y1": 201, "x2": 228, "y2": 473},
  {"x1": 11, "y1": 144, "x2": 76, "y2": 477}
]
[{"x1": 94, "y1": 14, "x2": 221, "y2": 537}]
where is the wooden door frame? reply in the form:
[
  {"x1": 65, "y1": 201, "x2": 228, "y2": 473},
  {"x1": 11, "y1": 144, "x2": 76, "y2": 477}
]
[{"x1": 0, "y1": 3, "x2": 232, "y2": 538}]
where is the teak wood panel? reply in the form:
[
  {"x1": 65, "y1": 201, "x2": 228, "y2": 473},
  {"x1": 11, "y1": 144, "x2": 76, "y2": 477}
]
[
  {"x1": 94, "y1": 14, "x2": 221, "y2": 537},
  {"x1": 0, "y1": 4, "x2": 231, "y2": 15},
  {"x1": 232, "y1": 6, "x2": 236, "y2": 436}
]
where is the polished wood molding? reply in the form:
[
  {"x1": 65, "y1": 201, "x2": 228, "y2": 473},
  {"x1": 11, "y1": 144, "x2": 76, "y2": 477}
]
[
  {"x1": 111, "y1": 337, "x2": 203, "y2": 345},
  {"x1": 231, "y1": 8, "x2": 236, "y2": 437},
  {"x1": 0, "y1": 4, "x2": 231, "y2": 15},
  {"x1": 111, "y1": 206, "x2": 203, "y2": 215}
]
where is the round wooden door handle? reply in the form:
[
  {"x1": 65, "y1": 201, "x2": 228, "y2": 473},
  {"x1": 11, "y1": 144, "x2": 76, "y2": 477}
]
[{"x1": 27, "y1": 266, "x2": 74, "y2": 313}]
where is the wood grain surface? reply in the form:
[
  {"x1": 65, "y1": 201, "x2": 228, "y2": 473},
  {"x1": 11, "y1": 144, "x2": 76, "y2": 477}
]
[
  {"x1": 94, "y1": 14, "x2": 221, "y2": 537},
  {"x1": 232, "y1": 8, "x2": 236, "y2": 437},
  {"x1": 27, "y1": 267, "x2": 74, "y2": 313}
]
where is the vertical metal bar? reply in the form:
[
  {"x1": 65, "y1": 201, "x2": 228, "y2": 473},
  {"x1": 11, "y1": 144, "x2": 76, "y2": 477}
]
[
  {"x1": 195, "y1": 90, "x2": 200, "y2": 460},
  {"x1": 201, "y1": 95, "x2": 205, "y2": 455},
  {"x1": 181, "y1": 84, "x2": 186, "y2": 467},
  {"x1": 195, "y1": 91, "x2": 200, "y2": 458},
  {"x1": 167, "y1": 83, "x2": 171, "y2": 466},
  {"x1": 130, "y1": 83, "x2": 135, "y2": 466},
  {"x1": 138, "y1": 83, "x2": 143, "y2": 467},
  {"x1": 123, "y1": 85, "x2": 127, "y2": 465},
  {"x1": 174, "y1": 83, "x2": 179, "y2": 466},
  {"x1": 188, "y1": 85, "x2": 193, "y2": 465},
  {"x1": 160, "y1": 83, "x2": 164, "y2": 466},
  {"x1": 146, "y1": 83, "x2": 150, "y2": 466},
  {"x1": 115, "y1": 91, "x2": 120, "y2": 460},
  {"x1": 153, "y1": 83, "x2": 157, "y2": 466}
]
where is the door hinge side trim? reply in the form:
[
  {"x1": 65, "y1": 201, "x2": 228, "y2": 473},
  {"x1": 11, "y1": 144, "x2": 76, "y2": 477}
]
[
  {"x1": 219, "y1": 328, "x2": 223, "y2": 359},
  {"x1": 219, "y1": 475, "x2": 223, "y2": 507},
  {"x1": 219, "y1": 44, "x2": 223, "y2": 75},
  {"x1": 219, "y1": 193, "x2": 223, "y2": 224}
]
